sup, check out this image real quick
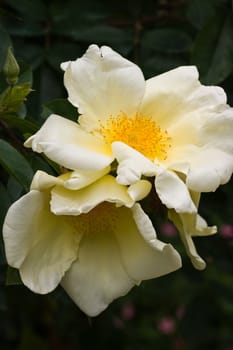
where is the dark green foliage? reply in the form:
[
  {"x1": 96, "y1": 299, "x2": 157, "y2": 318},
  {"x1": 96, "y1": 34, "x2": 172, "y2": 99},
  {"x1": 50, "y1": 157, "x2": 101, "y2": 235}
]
[{"x1": 0, "y1": 0, "x2": 233, "y2": 349}]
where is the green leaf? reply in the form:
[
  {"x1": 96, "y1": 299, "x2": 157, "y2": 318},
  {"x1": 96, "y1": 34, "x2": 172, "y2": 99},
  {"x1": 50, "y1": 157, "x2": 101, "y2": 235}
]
[
  {"x1": 46, "y1": 42, "x2": 83, "y2": 72},
  {"x1": 3, "y1": 0, "x2": 47, "y2": 21},
  {"x1": 192, "y1": 12, "x2": 233, "y2": 84},
  {"x1": 142, "y1": 28, "x2": 192, "y2": 54},
  {"x1": 0, "y1": 114, "x2": 39, "y2": 134},
  {"x1": 0, "y1": 139, "x2": 33, "y2": 191},
  {"x1": 186, "y1": 0, "x2": 227, "y2": 30},
  {"x1": 7, "y1": 176, "x2": 24, "y2": 201},
  {"x1": 30, "y1": 154, "x2": 58, "y2": 175},
  {"x1": 0, "y1": 182, "x2": 11, "y2": 227},
  {"x1": 0, "y1": 182, "x2": 11, "y2": 266},
  {"x1": 0, "y1": 82, "x2": 32, "y2": 114},
  {"x1": 141, "y1": 53, "x2": 188, "y2": 79},
  {"x1": 71, "y1": 25, "x2": 133, "y2": 45},
  {"x1": 18, "y1": 61, "x2": 33, "y2": 86},
  {"x1": 41, "y1": 98, "x2": 78, "y2": 122}
]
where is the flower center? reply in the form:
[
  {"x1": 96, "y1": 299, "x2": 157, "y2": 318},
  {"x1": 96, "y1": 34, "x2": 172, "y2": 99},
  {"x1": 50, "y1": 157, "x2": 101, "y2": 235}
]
[
  {"x1": 99, "y1": 112, "x2": 171, "y2": 160},
  {"x1": 70, "y1": 202, "x2": 118, "y2": 236}
]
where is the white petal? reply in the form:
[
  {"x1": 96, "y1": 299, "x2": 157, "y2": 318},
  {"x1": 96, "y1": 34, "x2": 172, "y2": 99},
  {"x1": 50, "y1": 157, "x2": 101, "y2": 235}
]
[
  {"x1": 61, "y1": 203, "x2": 181, "y2": 317},
  {"x1": 194, "y1": 214, "x2": 217, "y2": 236},
  {"x1": 168, "y1": 209, "x2": 216, "y2": 270},
  {"x1": 114, "y1": 204, "x2": 182, "y2": 281},
  {"x1": 62, "y1": 45, "x2": 145, "y2": 131},
  {"x1": 186, "y1": 148, "x2": 233, "y2": 192},
  {"x1": 128, "y1": 180, "x2": 152, "y2": 201},
  {"x1": 140, "y1": 66, "x2": 200, "y2": 127},
  {"x1": 3, "y1": 190, "x2": 79, "y2": 293},
  {"x1": 25, "y1": 114, "x2": 113, "y2": 171},
  {"x1": 112, "y1": 141, "x2": 157, "y2": 185},
  {"x1": 61, "y1": 226, "x2": 135, "y2": 317},
  {"x1": 141, "y1": 66, "x2": 226, "y2": 129},
  {"x1": 63, "y1": 166, "x2": 111, "y2": 190},
  {"x1": 155, "y1": 170, "x2": 196, "y2": 213},
  {"x1": 200, "y1": 107, "x2": 233, "y2": 154},
  {"x1": 30, "y1": 170, "x2": 63, "y2": 191},
  {"x1": 140, "y1": 67, "x2": 229, "y2": 162},
  {"x1": 51, "y1": 175, "x2": 134, "y2": 215}
]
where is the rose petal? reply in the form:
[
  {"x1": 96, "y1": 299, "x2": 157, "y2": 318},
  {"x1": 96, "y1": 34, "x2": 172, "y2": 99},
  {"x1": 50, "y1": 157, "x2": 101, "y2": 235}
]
[
  {"x1": 30, "y1": 170, "x2": 63, "y2": 191},
  {"x1": 112, "y1": 141, "x2": 157, "y2": 185},
  {"x1": 63, "y1": 166, "x2": 111, "y2": 190},
  {"x1": 62, "y1": 45, "x2": 145, "y2": 131},
  {"x1": 3, "y1": 190, "x2": 79, "y2": 293},
  {"x1": 114, "y1": 204, "x2": 182, "y2": 280},
  {"x1": 51, "y1": 175, "x2": 134, "y2": 215},
  {"x1": 128, "y1": 180, "x2": 152, "y2": 201},
  {"x1": 155, "y1": 170, "x2": 196, "y2": 213},
  {"x1": 186, "y1": 148, "x2": 233, "y2": 192},
  {"x1": 61, "y1": 216, "x2": 135, "y2": 317},
  {"x1": 25, "y1": 114, "x2": 113, "y2": 171}
]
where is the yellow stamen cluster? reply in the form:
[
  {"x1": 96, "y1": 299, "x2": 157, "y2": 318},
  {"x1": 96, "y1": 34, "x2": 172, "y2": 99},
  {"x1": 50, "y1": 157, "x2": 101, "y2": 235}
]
[
  {"x1": 99, "y1": 113, "x2": 171, "y2": 161},
  {"x1": 71, "y1": 202, "x2": 118, "y2": 236}
]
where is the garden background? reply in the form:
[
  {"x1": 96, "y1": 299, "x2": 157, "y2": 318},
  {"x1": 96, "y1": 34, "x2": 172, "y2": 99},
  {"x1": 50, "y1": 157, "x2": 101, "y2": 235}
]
[{"x1": 0, "y1": 0, "x2": 233, "y2": 349}]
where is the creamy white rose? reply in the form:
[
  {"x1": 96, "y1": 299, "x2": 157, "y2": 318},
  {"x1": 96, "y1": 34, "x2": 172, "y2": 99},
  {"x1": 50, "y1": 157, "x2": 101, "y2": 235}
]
[
  {"x1": 25, "y1": 45, "x2": 233, "y2": 216},
  {"x1": 3, "y1": 171, "x2": 181, "y2": 316}
]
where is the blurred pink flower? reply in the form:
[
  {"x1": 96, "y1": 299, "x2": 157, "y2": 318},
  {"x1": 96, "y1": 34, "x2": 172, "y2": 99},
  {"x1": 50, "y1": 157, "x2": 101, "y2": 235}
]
[
  {"x1": 160, "y1": 222, "x2": 177, "y2": 237},
  {"x1": 219, "y1": 224, "x2": 233, "y2": 239},
  {"x1": 121, "y1": 302, "x2": 136, "y2": 320},
  {"x1": 157, "y1": 316, "x2": 176, "y2": 334}
]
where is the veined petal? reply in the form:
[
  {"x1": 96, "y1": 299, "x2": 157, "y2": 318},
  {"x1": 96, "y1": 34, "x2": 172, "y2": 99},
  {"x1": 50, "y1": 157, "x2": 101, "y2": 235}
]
[
  {"x1": 61, "y1": 228, "x2": 135, "y2": 317},
  {"x1": 112, "y1": 141, "x2": 157, "y2": 185},
  {"x1": 155, "y1": 170, "x2": 196, "y2": 213},
  {"x1": 61, "y1": 45, "x2": 145, "y2": 131},
  {"x1": 3, "y1": 190, "x2": 79, "y2": 293},
  {"x1": 140, "y1": 67, "x2": 228, "y2": 156},
  {"x1": 114, "y1": 204, "x2": 182, "y2": 281},
  {"x1": 24, "y1": 114, "x2": 113, "y2": 171},
  {"x1": 51, "y1": 175, "x2": 134, "y2": 215},
  {"x1": 141, "y1": 66, "x2": 226, "y2": 128},
  {"x1": 140, "y1": 66, "x2": 200, "y2": 128}
]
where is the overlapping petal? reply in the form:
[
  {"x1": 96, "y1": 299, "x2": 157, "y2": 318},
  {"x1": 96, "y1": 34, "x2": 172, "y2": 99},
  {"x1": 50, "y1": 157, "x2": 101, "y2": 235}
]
[
  {"x1": 61, "y1": 45, "x2": 145, "y2": 131},
  {"x1": 24, "y1": 114, "x2": 113, "y2": 171},
  {"x1": 114, "y1": 204, "x2": 182, "y2": 281},
  {"x1": 112, "y1": 141, "x2": 157, "y2": 185},
  {"x1": 186, "y1": 147, "x2": 233, "y2": 192},
  {"x1": 3, "y1": 190, "x2": 79, "y2": 293},
  {"x1": 61, "y1": 229, "x2": 135, "y2": 317},
  {"x1": 61, "y1": 203, "x2": 181, "y2": 316},
  {"x1": 155, "y1": 170, "x2": 196, "y2": 213},
  {"x1": 3, "y1": 168, "x2": 182, "y2": 316},
  {"x1": 20, "y1": 44, "x2": 233, "y2": 278},
  {"x1": 168, "y1": 203, "x2": 217, "y2": 270},
  {"x1": 50, "y1": 175, "x2": 135, "y2": 215}
]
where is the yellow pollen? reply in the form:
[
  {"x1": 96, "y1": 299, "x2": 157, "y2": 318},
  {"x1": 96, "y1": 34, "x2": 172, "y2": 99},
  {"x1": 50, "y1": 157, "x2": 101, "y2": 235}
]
[
  {"x1": 99, "y1": 113, "x2": 172, "y2": 160},
  {"x1": 70, "y1": 203, "x2": 118, "y2": 236}
]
